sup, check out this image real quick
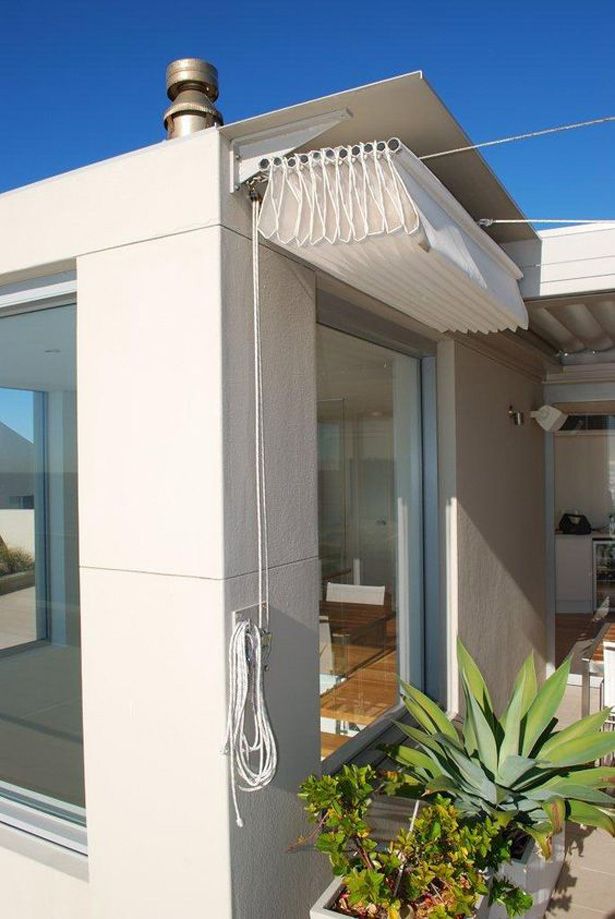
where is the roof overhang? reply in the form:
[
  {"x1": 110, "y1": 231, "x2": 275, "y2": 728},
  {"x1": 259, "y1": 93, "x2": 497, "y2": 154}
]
[
  {"x1": 527, "y1": 289, "x2": 615, "y2": 362},
  {"x1": 221, "y1": 71, "x2": 535, "y2": 245}
]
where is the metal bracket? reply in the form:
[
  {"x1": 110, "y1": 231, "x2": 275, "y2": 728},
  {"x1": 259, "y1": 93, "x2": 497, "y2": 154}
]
[
  {"x1": 232, "y1": 604, "x2": 273, "y2": 669},
  {"x1": 229, "y1": 107, "x2": 353, "y2": 192}
]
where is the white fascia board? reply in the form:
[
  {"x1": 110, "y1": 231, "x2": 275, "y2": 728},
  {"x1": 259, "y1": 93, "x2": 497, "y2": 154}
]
[
  {"x1": 0, "y1": 129, "x2": 221, "y2": 281},
  {"x1": 0, "y1": 271, "x2": 77, "y2": 311},
  {"x1": 504, "y1": 222, "x2": 615, "y2": 299}
]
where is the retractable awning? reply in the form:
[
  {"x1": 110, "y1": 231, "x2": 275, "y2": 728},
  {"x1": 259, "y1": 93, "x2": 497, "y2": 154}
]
[{"x1": 257, "y1": 139, "x2": 528, "y2": 334}]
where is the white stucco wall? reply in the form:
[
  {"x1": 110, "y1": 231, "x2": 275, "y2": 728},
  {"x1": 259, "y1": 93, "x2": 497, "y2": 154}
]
[{"x1": 0, "y1": 127, "x2": 327, "y2": 919}]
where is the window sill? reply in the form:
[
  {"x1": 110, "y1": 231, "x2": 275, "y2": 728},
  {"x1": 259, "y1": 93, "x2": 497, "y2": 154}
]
[
  {"x1": 322, "y1": 703, "x2": 408, "y2": 774},
  {"x1": 0, "y1": 789, "x2": 87, "y2": 863},
  {"x1": 322, "y1": 705, "x2": 460, "y2": 774},
  {"x1": 0, "y1": 817, "x2": 88, "y2": 880}
]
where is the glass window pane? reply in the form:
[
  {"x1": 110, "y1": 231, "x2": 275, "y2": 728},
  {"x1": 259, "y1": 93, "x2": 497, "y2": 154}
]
[
  {"x1": 317, "y1": 325, "x2": 421, "y2": 759},
  {"x1": 0, "y1": 305, "x2": 83, "y2": 819}
]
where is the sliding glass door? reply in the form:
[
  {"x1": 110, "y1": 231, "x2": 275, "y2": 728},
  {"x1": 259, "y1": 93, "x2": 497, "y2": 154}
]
[
  {"x1": 317, "y1": 325, "x2": 423, "y2": 759},
  {"x1": 0, "y1": 305, "x2": 83, "y2": 818}
]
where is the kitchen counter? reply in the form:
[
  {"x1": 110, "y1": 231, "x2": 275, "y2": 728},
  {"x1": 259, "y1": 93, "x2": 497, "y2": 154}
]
[{"x1": 555, "y1": 531, "x2": 615, "y2": 539}]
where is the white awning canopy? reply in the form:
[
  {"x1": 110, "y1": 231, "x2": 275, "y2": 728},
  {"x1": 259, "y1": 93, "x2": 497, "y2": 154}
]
[{"x1": 257, "y1": 139, "x2": 528, "y2": 334}]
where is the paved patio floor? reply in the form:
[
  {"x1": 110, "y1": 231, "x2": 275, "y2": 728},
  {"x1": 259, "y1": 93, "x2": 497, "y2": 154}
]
[{"x1": 546, "y1": 683, "x2": 615, "y2": 917}]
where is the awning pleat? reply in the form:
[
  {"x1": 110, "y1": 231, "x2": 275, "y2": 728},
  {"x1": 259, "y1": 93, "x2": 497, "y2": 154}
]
[{"x1": 257, "y1": 140, "x2": 528, "y2": 334}]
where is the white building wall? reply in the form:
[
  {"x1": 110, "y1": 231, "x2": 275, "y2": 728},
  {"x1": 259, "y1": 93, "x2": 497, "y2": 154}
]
[
  {"x1": 77, "y1": 226, "x2": 232, "y2": 919},
  {"x1": 504, "y1": 223, "x2": 615, "y2": 300},
  {"x1": 0, "y1": 131, "x2": 223, "y2": 282},
  {"x1": 0, "y1": 128, "x2": 327, "y2": 919},
  {"x1": 0, "y1": 824, "x2": 89, "y2": 918}
]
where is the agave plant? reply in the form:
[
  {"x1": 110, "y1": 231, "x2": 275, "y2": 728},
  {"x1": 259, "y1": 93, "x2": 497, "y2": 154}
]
[{"x1": 384, "y1": 640, "x2": 615, "y2": 856}]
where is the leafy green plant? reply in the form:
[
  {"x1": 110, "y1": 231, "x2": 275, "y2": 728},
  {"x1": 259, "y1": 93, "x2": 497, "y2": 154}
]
[
  {"x1": 0, "y1": 543, "x2": 34, "y2": 577},
  {"x1": 298, "y1": 764, "x2": 529, "y2": 918},
  {"x1": 384, "y1": 640, "x2": 615, "y2": 856}
]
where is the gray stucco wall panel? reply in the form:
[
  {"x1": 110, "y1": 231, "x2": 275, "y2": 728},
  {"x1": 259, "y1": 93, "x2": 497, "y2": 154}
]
[{"x1": 454, "y1": 342, "x2": 547, "y2": 711}]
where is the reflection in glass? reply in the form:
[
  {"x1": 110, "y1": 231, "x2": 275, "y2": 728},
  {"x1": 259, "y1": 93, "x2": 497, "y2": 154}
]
[
  {"x1": 317, "y1": 326, "x2": 420, "y2": 759},
  {"x1": 0, "y1": 389, "x2": 37, "y2": 650},
  {"x1": 594, "y1": 540, "x2": 615, "y2": 611},
  {"x1": 0, "y1": 306, "x2": 83, "y2": 818}
]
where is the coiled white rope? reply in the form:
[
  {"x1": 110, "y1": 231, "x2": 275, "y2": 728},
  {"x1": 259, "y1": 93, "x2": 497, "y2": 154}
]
[{"x1": 222, "y1": 191, "x2": 277, "y2": 829}]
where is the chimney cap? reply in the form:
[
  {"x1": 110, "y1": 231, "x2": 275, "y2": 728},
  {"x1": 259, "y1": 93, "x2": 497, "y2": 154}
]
[{"x1": 166, "y1": 58, "x2": 219, "y2": 102}]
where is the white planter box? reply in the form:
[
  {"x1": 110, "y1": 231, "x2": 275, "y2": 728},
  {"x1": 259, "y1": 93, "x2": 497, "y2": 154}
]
[
  {"x1": 310, "y1": 877, "x2": 489, "y2": 918},
  {"x1": 487, "y1": 830, "x2": 565, "y2": 919}
]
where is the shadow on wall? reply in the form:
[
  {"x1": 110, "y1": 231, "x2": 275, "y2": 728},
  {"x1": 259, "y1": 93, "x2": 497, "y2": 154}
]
[{"x1": 453, "y1": 343, "x2": 547, "y2": 711}]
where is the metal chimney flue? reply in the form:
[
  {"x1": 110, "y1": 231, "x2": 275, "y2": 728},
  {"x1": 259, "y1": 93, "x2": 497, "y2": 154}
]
[{"x1": 164, "y1": 58, "x2": 223, "y2": 139}]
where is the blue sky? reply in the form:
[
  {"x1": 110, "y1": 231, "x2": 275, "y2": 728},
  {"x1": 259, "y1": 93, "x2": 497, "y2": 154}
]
[
  {"x1": 0, "y1": 390, "x2": 33, "y2": 442},
  {"x1": 0, "y1": 0, "x2": 613, "y2": 223}
]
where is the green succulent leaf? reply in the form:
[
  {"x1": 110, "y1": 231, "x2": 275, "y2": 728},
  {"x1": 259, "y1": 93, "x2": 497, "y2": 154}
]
[
  {"x1": 567, "y1": 800, "x2": 615, "y2": 835},
  {"x1": 496, "y1": 754, "x2": 537, "y2": 788},
  {"x1": 462, "y1": 682, "x2": 498, "y2": 776},
  {"x1": 543, "y1": 795, "x2": 566, "y2": 835},
  {"x1": 538, "y1": 708, "x2": 613, "y2": 760},
  {"x1": 499, "y1": 679, "x2": 525, "y2": 763},
  {"x1": 436, "y1": 735, "x2": 499, "y2": 804},
  {"x1": 499, "y1": 656, "x2": 537, "y2": 761},
  {"x1": 521, "y1": 657, "x2": 571, "y2": 756},
  {"x1": 540, "y1": 783, "x2": 615, "y2": 807},
  {"x1": 390, "y1": 744, "x2": 443, "y2": 778},
  {"x1": 400, "y1": 679, "x2": 459, "y2": 741},
  {"x1": 538, "y1": 731, "x2": 615, "y2": 768},
  {"x1": 553, "y1": 765, "x2": 615, "y2": 788},
  {"x1": 457, "y1": 639, "x2": 494, "y2": 720},
  {"x1": 394, "y1": 721, "x2": 447, "y2": 755},
  {"x1": 523, "y1": 824, "x2": 554, "y2": 859},
  {"x1": 462, "y1": 709, "x2": 478, "y2": 758}
]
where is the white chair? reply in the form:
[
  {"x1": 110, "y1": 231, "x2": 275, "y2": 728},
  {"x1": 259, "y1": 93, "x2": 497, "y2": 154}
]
[
  {"x1": 319, "y1": 620, "x2": 334, "y2": 678},
  {"x1": 325, "y1": 583, "x2": 386, "y2": 605},
  {"x1": 600, "y1": 640, "x2": 615, "y2": 765}
]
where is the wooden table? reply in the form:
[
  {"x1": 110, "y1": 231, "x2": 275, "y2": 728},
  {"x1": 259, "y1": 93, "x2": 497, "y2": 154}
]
[
  {"x1": 581, "y1": 621, "x2": 615, "y2": 716},
  {"x1": 320, "y1": 599, "x2": 393, "y2": 680}
]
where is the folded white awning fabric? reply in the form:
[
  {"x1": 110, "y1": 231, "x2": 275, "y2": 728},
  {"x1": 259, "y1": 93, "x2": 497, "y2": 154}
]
[{"x1": 257, "y1": 139, "x2": 528, "y2": 334}]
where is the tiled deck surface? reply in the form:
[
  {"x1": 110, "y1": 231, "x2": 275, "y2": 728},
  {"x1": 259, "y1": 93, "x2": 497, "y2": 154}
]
[
  {"x1": 547, "y1": 823, "x2": 615, "y2": 918},
  {"x1": 546, "y1": 683, "x2": 615, "y2": 917}
]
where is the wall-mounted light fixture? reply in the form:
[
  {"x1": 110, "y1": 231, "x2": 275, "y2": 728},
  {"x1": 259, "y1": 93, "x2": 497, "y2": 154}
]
[
  {"x1": 530, "y1": 404, "x2": 567, "y2": 432},
  {"x1": 509, "y1": 406, "x2": 525, "y2": 426}
]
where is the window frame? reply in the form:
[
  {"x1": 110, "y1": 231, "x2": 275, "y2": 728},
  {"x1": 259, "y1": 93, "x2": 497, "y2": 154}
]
[
  {"x1": 0, "y1": 271, "x2": 86, "y2": 855},
  {"x1": 316, "y1": 294, "x2": 440, "y2": 770}
]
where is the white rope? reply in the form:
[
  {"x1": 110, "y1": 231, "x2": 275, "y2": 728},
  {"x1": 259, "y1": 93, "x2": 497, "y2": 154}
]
[
  {"x1": 222, "y1": 192, "x2": 277, "y2": 828},
  {"x1": 420, "y1": 115, "x2": 615, "y2": 161},
  {"x1": 479, "y1": 218, "x2": 614, "y2": 226}
]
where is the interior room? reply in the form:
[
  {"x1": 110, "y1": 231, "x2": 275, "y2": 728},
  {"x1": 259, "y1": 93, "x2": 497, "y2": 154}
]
[{"x1": 553, "y1": 399, "x2": 615, "y2": 675}]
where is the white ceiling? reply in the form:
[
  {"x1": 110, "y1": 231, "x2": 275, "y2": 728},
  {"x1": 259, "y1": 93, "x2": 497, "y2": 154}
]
[
  {"x1": 528, "y1": 292, "x2": 615, "y2": 360},
  {"x1": 0, "y1": 306, "x2": 76, "y2": 391}
]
